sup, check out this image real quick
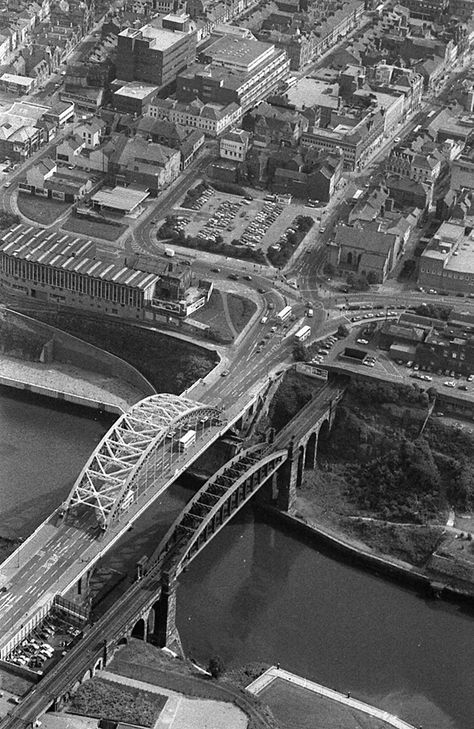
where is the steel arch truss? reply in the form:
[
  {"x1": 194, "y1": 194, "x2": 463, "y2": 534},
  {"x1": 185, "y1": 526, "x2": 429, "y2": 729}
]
[
  {"x1": 64, "y1": 394, "x2": 223, "y2": 530},
  {"x1": 150, "y1": 444, "x2": 288, "y2": 578}
]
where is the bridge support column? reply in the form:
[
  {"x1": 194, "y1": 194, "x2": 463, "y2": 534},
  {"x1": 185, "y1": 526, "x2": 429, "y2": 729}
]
[
  {"x1": 155, "y1": 569, "x2": 182, "y2": 655},
  {"x1": 277, "y1": 440, "x2": 297, "y2": 513}
]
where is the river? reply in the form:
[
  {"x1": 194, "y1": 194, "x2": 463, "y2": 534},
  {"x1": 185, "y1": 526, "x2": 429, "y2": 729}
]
[{"x1": 1, "y1": 389, "x2": 473, "y2": 729}]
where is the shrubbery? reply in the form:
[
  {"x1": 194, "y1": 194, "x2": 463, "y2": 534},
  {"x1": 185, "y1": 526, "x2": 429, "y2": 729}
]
[{"x1": 71, "y1": 678, "x2": 166, "y2": 726}]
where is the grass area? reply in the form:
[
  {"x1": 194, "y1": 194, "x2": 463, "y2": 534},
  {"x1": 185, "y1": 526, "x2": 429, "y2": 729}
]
[
  {"x1": 0, "y1": 667, "x2": 36, "y2": 696},
  {"x1": 17, "y1": 194, "x2": 70, "y2": 225},
  {"x1": 61, "y1": 216, "x2": 127, "y2": 242},
  {"x1": 28, "y1": 311, "x2": 217, "y2": 393},
  {"x1": 226, "y1": 293, "x2": 257, "y2": 334},
  {"x1": 109, "y1": 640, "x2": 280, "y2": 729},
  {"x1": 0, "y1": 536, "x2": 21, "y2": 565},
  {"x1": 259, "y1": 678, "x2": 393, "y2": 729},
  {"x1": 191, "y1": 289, "x2": 234, "y2": 343},
  {"x1": 71, "y1": 677, "x2": 167, "y2": 726}
]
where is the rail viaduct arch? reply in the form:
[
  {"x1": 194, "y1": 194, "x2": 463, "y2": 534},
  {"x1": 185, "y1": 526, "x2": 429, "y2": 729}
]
[{"x1": 16, "y1": 386, "x2": 345, "y2": 720}]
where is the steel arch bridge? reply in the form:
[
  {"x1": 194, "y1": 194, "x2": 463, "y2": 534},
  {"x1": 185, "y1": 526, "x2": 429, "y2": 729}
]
[
  {"x1": 63, "y1": 394, "x2": 224, "y2": 531},
  {"x1": 147, "y1": 444, "x2": 288, "y2": 579}
]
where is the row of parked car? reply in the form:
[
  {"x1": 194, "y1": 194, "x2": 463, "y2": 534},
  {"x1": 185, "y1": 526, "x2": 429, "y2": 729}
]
[
  {"x1": 198, "y1": 199, "x2": 243, "y2": 242},
  {"x1": 309, "y1": 334, "x2": 339, "y2": 365},
  {"x1": 185, "y1": 185, "x2": 213, "y2": 211},
  {"x1": 8, "y1": 612, "x2": 81, "y2": 673},
  {"x1": 241, "y1": 201, "x2": 283, "y2": 248}
]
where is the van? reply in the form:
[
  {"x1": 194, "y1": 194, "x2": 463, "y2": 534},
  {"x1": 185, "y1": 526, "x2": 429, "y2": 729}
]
[
  {"x1": 307, "y1": 308, "x2": 313, "y2": 318},
  {"x1": 260, "y1": 316, "x2": 268, "y2": 324}
]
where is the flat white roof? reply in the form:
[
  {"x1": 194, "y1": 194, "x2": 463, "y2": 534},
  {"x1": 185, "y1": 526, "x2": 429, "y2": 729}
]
[
  {"x1": 91, "y1": 186, "x2": 149, "y2": 212},
  {"x1": 0, "y1": 73, "x2": 35, "y2": 86},
  {"x1": 114, "y1": 82, "x2": 160, "y2": 100}
]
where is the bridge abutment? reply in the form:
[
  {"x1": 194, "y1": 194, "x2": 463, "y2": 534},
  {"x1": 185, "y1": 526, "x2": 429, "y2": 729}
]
[
  {"x1": 155, "y1": 570, "x2": 182, "y2": 654},
  {"x1": 277, "y1": 441, "x2": 297, "y2": 512}
]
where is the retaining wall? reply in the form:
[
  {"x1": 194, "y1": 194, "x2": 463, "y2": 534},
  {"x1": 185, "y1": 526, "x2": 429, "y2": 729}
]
[{"x1": 1, "y1": 309, "x2": 156, "y2": 399}]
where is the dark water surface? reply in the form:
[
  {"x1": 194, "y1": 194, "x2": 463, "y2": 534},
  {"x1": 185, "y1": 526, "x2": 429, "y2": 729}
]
[{"x1": 1, "y1": 390, "x2": 473, "y2": 729}]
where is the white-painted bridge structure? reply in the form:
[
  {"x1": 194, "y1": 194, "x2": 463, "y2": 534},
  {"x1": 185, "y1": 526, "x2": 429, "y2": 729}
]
[
  {"x1": 0, "y1": 392, "x2": 244, "y2": 659},
  {"x1": 63, "y1": 394, "x2": 223, "y2": 531}
]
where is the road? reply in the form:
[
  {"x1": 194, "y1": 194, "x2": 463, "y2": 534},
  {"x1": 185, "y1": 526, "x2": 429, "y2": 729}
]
[{"x1": 0, "y1": 382, "x2": 344, "y2": 729}]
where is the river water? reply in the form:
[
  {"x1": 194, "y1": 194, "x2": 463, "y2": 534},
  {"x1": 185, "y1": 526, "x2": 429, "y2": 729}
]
[{"x1": 1, "y1": 389, "x2": 473, "y2": 729}]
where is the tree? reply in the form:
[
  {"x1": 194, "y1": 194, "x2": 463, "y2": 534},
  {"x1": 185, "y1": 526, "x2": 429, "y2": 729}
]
[
  {"x1": 208, "y1": 656, "x2": 225, "y2": 679},
  {"x1": 293, "y1": 342, "x2": 310, "y2": 362},
  {"x1": 367, "y1": 271, "x2": 378, "y2": 285},
  {"x1": 337, "y1": 323, "x2": 349, "y2": 338}
]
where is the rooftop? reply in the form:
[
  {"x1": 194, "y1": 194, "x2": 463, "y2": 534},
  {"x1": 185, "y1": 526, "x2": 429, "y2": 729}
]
[
  {"x1": 204, "y1": 35, "x2": 274, "y2": 72},
  {"x1": 114, "y1": 82, "x2": 160, "y2": 100},
  {"x1": 285, "y1": 78, "x2": 340, "y2": 110},
  {"x1": 119, "y1": 24, "x2": 187, "y2": 50},
  {"x1": 91, "y1": 186, "x2": 150, "y2": 212},
  {"x1": 0, "y1": 225, "x2": 158, "y2": 290}
]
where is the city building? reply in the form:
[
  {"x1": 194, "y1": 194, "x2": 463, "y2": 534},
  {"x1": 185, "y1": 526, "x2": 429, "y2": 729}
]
[
  {"x1": 418, "y1": 221, "x2": 474, "y2": 295},
  {"x1": 176, "y1": 36, "x2": 290, "y2": 112},
  {"x1": 116, "y1": 23, "x2": 196, "y2": 88},
  {"x1": 112, "y1": 82, "x2": 161, "y2": 115},
  {"x1": 269, "y1": 149, "x2": 344, "y2": 202},
  {"x1": 327, "y1": 220, "x2": 403, "y2": 283},
  {"x1": 135, "y1": 117, "x2": 205, "y2": 168},
  {"x1": 109, "y1": 136, "x2": 181, "y2": 193},
  {"x1": 0, "y1": 73, "x2": 35, "y2": 95},
  {"x1": 147, "y1": 97, "x2": 243, "y2": 136},
  {"x1": 0, "y1": 226, "x2": 212, "y2": 321},
  {"x1": 0, "y1": 100, "x2": 50, "y2": 161},
  {"x1": 244, "y1": 101, "x2": 308, "y2": 147},
  {"x1": 387, "y1": 146, "x2": 442, "y2": 185},
  {"x1": 450, "y1": 144, "x2": 474, "y2": 191},
  {"x1": 219, "y1": 128, "x2": 251, "y2": 160},
  {"x1": 0, "y1": 226, "x2": 159, "y2": 318}
]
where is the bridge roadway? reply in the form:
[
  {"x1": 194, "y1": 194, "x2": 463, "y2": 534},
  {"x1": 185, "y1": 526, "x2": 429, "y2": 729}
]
[
  {"x1": 0, "y1": 316, "x2": 298, "y2": 658},
  {"x1": 0, "y1": 382, "x2": 341, "y2": 729}
]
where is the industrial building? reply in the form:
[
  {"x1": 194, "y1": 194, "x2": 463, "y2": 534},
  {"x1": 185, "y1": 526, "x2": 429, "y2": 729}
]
[{"x1": 0, "y1": 226, "x2": 212, "y2": 320}]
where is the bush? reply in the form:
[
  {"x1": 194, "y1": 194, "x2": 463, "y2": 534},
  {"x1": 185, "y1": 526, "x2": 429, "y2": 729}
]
[{"x1": 71, "y1": 678, "x2": 166, "y2": 726}]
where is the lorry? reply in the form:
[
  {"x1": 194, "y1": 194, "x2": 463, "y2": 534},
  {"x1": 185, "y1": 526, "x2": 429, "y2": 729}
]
[{"x1": 178, "y1": 429, "x2": 196, "y2": 452}]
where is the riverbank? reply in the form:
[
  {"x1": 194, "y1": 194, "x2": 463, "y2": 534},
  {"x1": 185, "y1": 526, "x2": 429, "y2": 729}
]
[
  {"x1": 247, "y1": 667, "x2": 418, "y2": 729},
  {"x1": 262, "y1": 502, "x2": 474, "y2": 602},
  {"x1": 0, "y1": 355, "x2": 141, "y2": 413}
]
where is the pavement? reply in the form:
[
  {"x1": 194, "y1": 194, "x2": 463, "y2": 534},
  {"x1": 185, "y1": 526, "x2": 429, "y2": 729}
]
[
  {"x1": 0, "y1": 355, "x2": 143, "y2": 411},
  {"x1": 247, "y1": 667, "x2": 417, "y2": 729}
]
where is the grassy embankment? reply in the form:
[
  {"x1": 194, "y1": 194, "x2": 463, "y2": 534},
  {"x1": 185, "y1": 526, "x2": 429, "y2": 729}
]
[
  {"x1": 25, "y1": 312, "x2": 217, "y2": 393},
  {"x1": 270, "y1": 377, "x2": 474, "y2": 567}
]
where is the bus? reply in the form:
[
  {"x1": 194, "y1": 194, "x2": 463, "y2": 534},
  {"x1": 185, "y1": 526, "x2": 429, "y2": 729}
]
[
  {"x1": 276, "y1": 305, "x2": 292, "y2": 322},
  {"x1": 294, "y1": 325, "x2": 311, "y2": 343},
  {"x1": 178, "y1": 429, "x2": 196, "y2": 452}
]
